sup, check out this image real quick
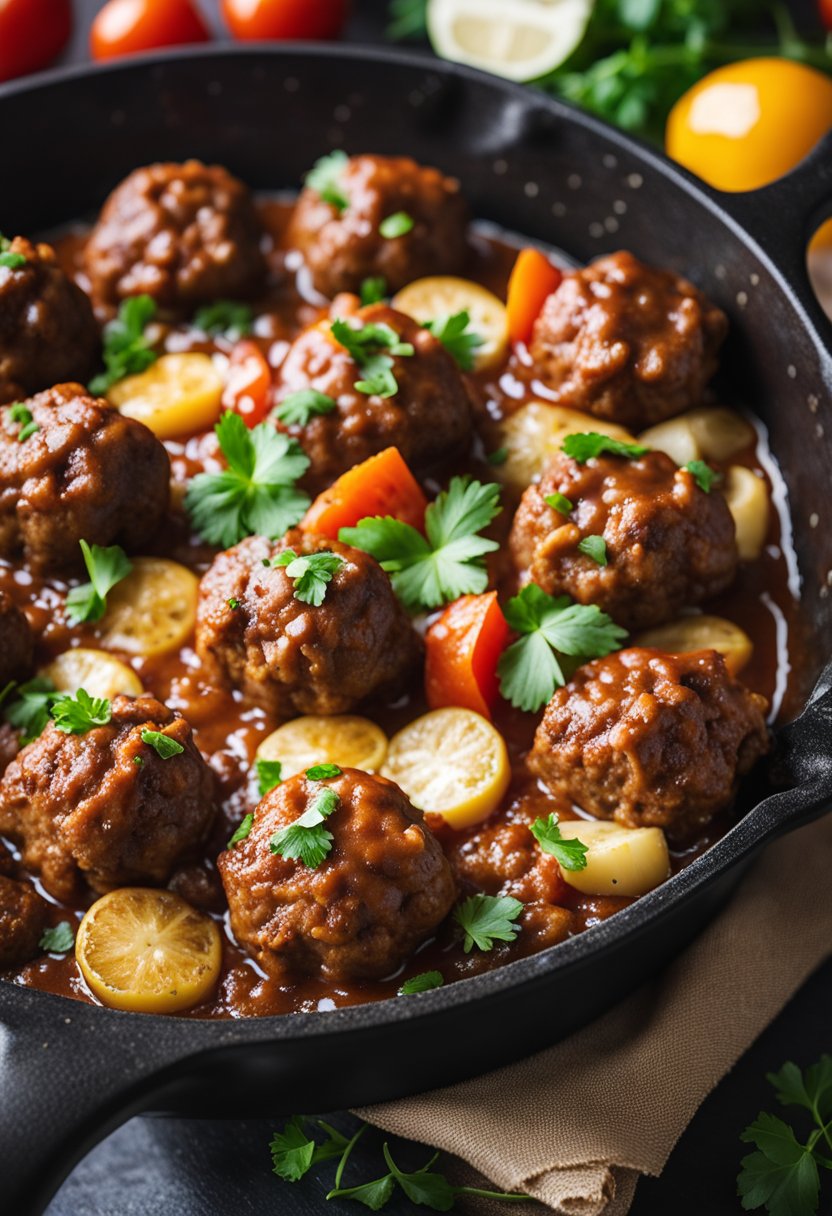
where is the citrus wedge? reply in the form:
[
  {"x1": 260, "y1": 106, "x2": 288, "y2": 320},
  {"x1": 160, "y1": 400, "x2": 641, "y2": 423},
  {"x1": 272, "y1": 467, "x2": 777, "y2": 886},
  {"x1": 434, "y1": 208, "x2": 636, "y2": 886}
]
[
  {"x1": 43, "y1": 648, "x2": 143, "y2": 701},
  {"x1": 256, "y1": 715, "x2": 388, "y2": 780},
  {"x1": 392, "y1": 276, "x2": 509, "y2": 372},
  {"x1": 97, "y1": 558, "x2": 198, "y2": 657}
]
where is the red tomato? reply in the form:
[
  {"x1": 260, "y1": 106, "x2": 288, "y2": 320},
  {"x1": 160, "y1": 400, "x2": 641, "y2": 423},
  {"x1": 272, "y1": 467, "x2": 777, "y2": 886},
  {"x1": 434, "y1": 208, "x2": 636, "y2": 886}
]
[
  {"x1": 425, "y1": 593, "x2": 509, "y2": 720},
  {"x1": 0, "y1": 0, "x2": 72, "y2": 83},
  {"x1": 222, "y1": 0, "x2": 348, "y2": 41},
  {"x1": 222, "y1": 340, "x2": 273, "y2": 426},
  {"x1": 90, "y1": 0, "x2": 211, "y2": 62},
  {"x1": 820, "y1": 0, "x2": 832, "y2": 30}
]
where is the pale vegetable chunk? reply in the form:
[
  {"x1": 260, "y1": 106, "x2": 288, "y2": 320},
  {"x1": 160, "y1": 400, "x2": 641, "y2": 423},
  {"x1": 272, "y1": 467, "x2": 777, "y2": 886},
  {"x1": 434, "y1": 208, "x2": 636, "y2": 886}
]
[
  {"x1": 108, "y1": 352, "x2": 223, "y2": 440},
  {"x1": 382, "y1": 707, "x2": 509, "y2": 829},
  {"x1": 556, "y1": 820, "x2": 671, "y2": 897},
  {"x1": 43, "y1": 648, "x2": 143, "y2": 700},
  {"x1": 75, "y1": 888, "x2": 222, "y2": 1013},
  {"x1": 256, "y1": 715, "x2": 388, "y2": 780},
  {"x1": 639, "y1": 407, "x2": 755, "y2": 466},
  {"x1": 497, "y1": 401, "x2": 637, "y2": 491},
  {"x1": 723, "y1": 465, "x2": 769, "y2": 561},
  {"x1": 634, "y1": 614, "x2": 753, "y2": 675},
  {"x1": 97, "y1": 558, "x2": 198, "y2": 657},
  {"x1": 392, "y1": 276, "x2": 509, "y2": 372}
]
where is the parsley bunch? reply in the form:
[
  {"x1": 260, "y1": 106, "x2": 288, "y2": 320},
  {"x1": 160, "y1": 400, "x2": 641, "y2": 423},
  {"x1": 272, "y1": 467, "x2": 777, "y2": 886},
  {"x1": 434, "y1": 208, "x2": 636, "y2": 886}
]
[
  {"x1": 331, "y1": 318, "x2": 414, "y2": 398},
  {"x1": 185, "y1": 411, "x2": 310, "y2": 548},
  {"x1": 424, "y1": 310, "x2": 484, "y2": 372},
  {"x1": 65, "y1": 540, "x2": 132, "y2": 626},
  {"x1": 89, "y1": 295, "x2": 158, "y2": 395},
  {"x1": 340, "y1": 476, "x2": 501, "y2": 611}
]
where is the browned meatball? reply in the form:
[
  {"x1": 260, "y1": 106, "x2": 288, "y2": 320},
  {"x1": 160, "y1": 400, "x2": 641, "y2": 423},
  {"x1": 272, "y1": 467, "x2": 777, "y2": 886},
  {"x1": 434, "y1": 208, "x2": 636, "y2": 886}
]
[
  {"x1": 0, "y1": 695, "x2": 215, "y2": 901},
  {"x1": 0, "y1": 384, "x2": 170, "y2": 575},
  {"x1": 275, "y1": 302, "x2": 472, "y2": 492},
  {"x1": 0, "y1": 590, "x2": 33, "y2": 686},
  {"x1": 287, "y1": 153, "x2": 468, "y2": 299},
  {"x1": 530, "y1": 252, "x2": 728, "y2": 429},
  {"x1": 0, "y1": 873, "x2": 50, "y2": 967},
  {"x1": 0, "y1": 237, "x2": 99, "y2": 402},
  {"x1": 509, "y1": 448, "x2": 737, "y2": 630},
  {"x1": 528, "y1": 648, "x2": 769, "y2": 842},
  {"x1": 84, "y1": 161, "x2": 265, "y2": 313},
  {"x1": 219, "y1": 768, "x2": 456, "y2": 981},
  {"x1": 196, "y1": 531, "x2": 421, "y2": 718}
]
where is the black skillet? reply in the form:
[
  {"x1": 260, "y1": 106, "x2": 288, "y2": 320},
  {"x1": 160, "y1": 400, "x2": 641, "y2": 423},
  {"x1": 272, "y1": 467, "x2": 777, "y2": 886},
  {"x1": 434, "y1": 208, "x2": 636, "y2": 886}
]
[{"x1": 1, "y1": 44, "x2": 832, "y2": 1216}]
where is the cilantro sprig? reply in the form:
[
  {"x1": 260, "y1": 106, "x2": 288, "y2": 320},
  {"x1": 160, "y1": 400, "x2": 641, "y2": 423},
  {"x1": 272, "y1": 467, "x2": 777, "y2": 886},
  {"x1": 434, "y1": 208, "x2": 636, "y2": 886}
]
[
  {"x1": 330, "y1": 318, "x2": 414, "y2": 399},
  {"x1": 50, "y1": 689, "x2": 112, "y2": 735},
  {"x1": 562, "y1": 432, "x2": 649, "y2": 464},
  {"x1": 270, "y1": 780, "x2": 341, "y2": 869},
  {"x1": 65, "y1": 540, "x2": 132, "y2": 626},
  {"x1": 424, "y1": 310, "x2": 484, "y2": 372},
  {"x1": 7, "y1": 403, "x2": 39, "y2": 442},
  {"x1": 275, "y1": 388, "x2": 337, "y2": 427},
  {"x1": 454, "y1": 893, "x2": 524, "y2": 953},
  {"x1": 531, "y1": 814, "x2": 589, "y2": 871},
  {"x1": 340, "y1": 476, "x2": 501, "y2": 612},
  {"x1": 185, "y1": 411, "x2": 310, "y2": 548},
  {"x1": 272, "y1": 548, "x2": 345, "y2": 606},
  {"x1": 498, "y1": 584, "x2": 627, "y2": 713},
  {"x1": 194, "y1": 300, "x2": 253, "y2": 342},
  {"x1": 305, "y1": 151, "x2": 349, "y2": 213},
  {"x1": 89, "y1": 294, "x2": 158, "y2": 395}
]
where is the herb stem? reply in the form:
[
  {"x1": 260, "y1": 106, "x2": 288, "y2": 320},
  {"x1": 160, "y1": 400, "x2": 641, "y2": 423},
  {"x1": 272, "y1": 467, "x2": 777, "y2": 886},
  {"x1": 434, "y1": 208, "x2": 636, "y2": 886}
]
[
  {"x1": 455, "y1": 1186, "x2": 533, "y2": 1202},
  {"x1": 333, "y1": 1123, "x2": 367, "y2": 1189}
]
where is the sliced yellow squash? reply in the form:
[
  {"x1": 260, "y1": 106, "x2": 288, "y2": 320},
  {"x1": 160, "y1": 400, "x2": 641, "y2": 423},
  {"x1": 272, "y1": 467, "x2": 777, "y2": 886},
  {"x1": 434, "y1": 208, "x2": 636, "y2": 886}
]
[
  {"x1": 392, "y1": 276, "x2": 509, "y2": 372},
  {"x1": 497, "y1": 401, "x2": 637, "y2": 491},
  {"x1": 43, "y1": 648, "x2": 143, "y2": 701},
  {"x1": 256, "y1": 715, "x2": 388, "y2": 781},
  {"x1": 97, "y1": 557, "x2": 198, "y2": 657},
  {"x1": 108, "y1": 352, "x2": 223, "y2": 439}
]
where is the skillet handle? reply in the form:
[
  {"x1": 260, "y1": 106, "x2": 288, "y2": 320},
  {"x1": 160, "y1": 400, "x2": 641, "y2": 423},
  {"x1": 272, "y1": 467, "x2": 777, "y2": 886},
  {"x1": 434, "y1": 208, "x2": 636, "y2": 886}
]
[{"x1": 762, "y1": 657, "x2": 832, "y2": 834}]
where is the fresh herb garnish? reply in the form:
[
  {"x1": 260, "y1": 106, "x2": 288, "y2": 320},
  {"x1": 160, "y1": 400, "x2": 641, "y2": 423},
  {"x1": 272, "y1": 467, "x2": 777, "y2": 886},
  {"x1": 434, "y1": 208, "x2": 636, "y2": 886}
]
[
  {"x1": 305, "y1": 151, "x2": 349, "y2": 213},
  {"x1": 227, "y1": 813, "x2": 255, "y2": 849},
  {"x1": 39, "y1": 922, "x2": 75, "y2": 954},
  {"x1": 0, "y1": 233, "x2": 26, "y2": 270},
  {"x1": 360, "y1": 276, "x2": 387, "y2": 306},
  {"x1": 228, "y1": 597, "x2": 241, "y2": 610},
  {"x1": 340, "y1": 476, "x2": 501, "y2": 611},
  {"x1": 497, "y1": 583, "x2": 627, "y2": 712},
  {"x1": 185, "y1": 411, "x2": 310, "y2": 547},
  {"x1": 7, "y1": 403, "x2": 39, "y2": 442},
  {"x1": 578, "y1": 535, "x2": 608, "y2": 566},
  {"x1": 140, "y1": 729, "x2": 184, "y2": 759},
  {"x1": 684, "y1": 459, "x2": 719, "y2": 493},
  {"x1": 398, "y1": 971, "x2": 444, "y2": 995},
  {"x1": 305, "y1": 763, "x2": 342, "y2": 780},
  {"x1": 193, "y1": 300, "x2": 253, "y2": 341},
  {"x1": 1, "y1": 677, "x2": 60, "y2": 743},
  {"x1": 275, "y1": 388, "x2": 338, "y2": 428},
  {"x1": 487, "y1": 447, "x2": 508, "y2": 466},
  {"x1": 453, "y1": 893, "x2": 524, "y2": 953},
  {"x1": 379, "y1": 211, "x2": 414, "y2": 238},
  {"x1": 256, "y1": 758, "x2": 283, "y2": 796},
  {"x1": 272, "y1": 548, "x2": 345, "y2": 606},
  {"x1": 738, "y1": 1056, "x2": 832, "y2": 1216},
  {"x1": 65, "y1": 540, "x2": 132, "y2": 626},
  {"x1": 386, "y1": 0, "x2": 428, "y2": 40},
  {"x1": 545, "y1": 492, "x2": 573, "y2": 515},
  {"x1": 531, "y1": 813, "x2": 589, "y2": 872},
  {"x1": 424, "y1": 310, "x2": 484, "y2": 372},
  {"x1": 269, "y1": 784, "x2": 340, "y2": 868},
  {"x1": 89, "y1": 294, "x2": 158, "y2": 395},
  {"x1": 330, "y1": 318, "x2": 414, "y2": 399},
  {"x1": 562, "y1": 432, "x2": 649, "y2": 464},
  {"x1": 50, "y1": 689, "x2": 112, "y2": 735}
]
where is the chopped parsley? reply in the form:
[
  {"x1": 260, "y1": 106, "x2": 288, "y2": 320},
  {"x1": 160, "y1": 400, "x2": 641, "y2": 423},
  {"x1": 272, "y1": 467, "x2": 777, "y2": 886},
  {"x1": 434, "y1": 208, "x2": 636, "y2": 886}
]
[
  {"x1": 305, "y1": 763, "x2": 341, "y2": 780},
  {"x1": 269, "y1": 784, "x2": 340, "y2": 868},
  {"x1": 330, "y1": 318, "x2": 414, "y2": 399},
  {"x1": 65, "y1": 540, "x2": 132, "y2": 626},
  {"x1": 193, "y1": 300, "x2": 253, "y2": 341},
  {"x1": 0, "y1": 233, "x2": 26, "y2": 270},
  {"x1": 50, "y1": 689, "x2": 112, "y2": 735},
  {"x1": 89, "y1": 294, "x2": 158, "y2": 395},
  {"x1": 379, "y1": 211, "x2": 415, "y2": 238},
  {"x1": 227, "y1": 813, "x2": 254, "y2": 849},
  {"x1": 140, "y1": 729, "x2": 184, "y2": 759},
  {"x1": 7, "y1": 403, "x2": 39, "y2": 442},
  {"x1": 340, "y1": 476, "x2": 501, "y2": 611},
  {"x1": 272, "y1": 548, "x2": 345, "y2": 606},
  {"x1": 257, "y1": 758, "x2": 283, "y2": 796},
  {"x1": 453, "y1": 893, "x2": 524, "y2": 952},
  {"x1": 578, "y1": 534, "x2": 608, "y2": 566},
  {"x1": 305, "y1": 150, "x2": 349, "y2": 213},
  {"x1": 497, "y1": 584, "x2": 627, "y2": 713},
  {"x1": 424, "y1": 310, "x2": 484, "y2": 372},
  {"x1": 684, "y1": 458, "x2": 719, "y2": 493},
  {"x1": 185, "y1": 411, "x2": 310, "y2": 548},
  {"x1": 545, "y1": 492, "x2": 573, "y2": 515},
  {"x1": 398, "y1": 971, "x2": 444, "y2": 995},
  {"x1": 1, "y1": 677, "x2": 60, "y2": 743},
  {"x1": 39, "y1": 922, "x2": 75, "y2": 954},
  {"x1": 271, "y1": 1117, "x2": 357, "y2": 1184},
  {"x1": 275, "y1": 388, "x2": 337, "y2": 428},
  {"x1": 228, "y1": 598, "x2": 241, "y2": 610},
  {"x1": 360, "y1": 275, "x2": 387, "y2": 306},
  {"x1": 562, "y1": 432, "x2": 649, "y2": 464},
  {"x1": 530, "y1": 814, "x2": 589, "y2": 872}
]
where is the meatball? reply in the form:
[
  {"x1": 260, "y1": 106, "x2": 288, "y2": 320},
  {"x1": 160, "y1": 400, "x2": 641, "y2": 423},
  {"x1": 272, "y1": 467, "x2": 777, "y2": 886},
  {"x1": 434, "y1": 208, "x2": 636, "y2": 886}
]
[
  {"x1": 0, "y1": 591, "x2": 33, "y2": 686},
  {"x1": 0, "y1": 694, "x2": 216, "y2": 901},
  {"x1": 0, "y1": 873, "x2": 49, "y2": 967},
  {"x1": 287, "y1": 153, "x2": 469, "y2": 298},
  {"x1": 196, "y1": 531, "x2": 421, "y2": 718},
  {"x1": 0, "y1": 383, "x2": 170, "y2": 575},
  {"x1": 509, "y1": 448, "x2": 737, "y2": 630},
  {"x1": 0, "y1": 236, "x2": 99, "y2": 403},
  {"x1": 530, "y1": 251, "x2": 728, "y2": 429},
  {"x1": 84, "y1": 160, "x2": 265, "y2": 313},
  {"x1": 219, "y1": 768, "x2": 456, "y2": 981},
  {"x1": 528, "y1": 648, "x2": 769, "y2": 842},
  {"x1": 275, "y1": 302, "x2": 473, "y2": 492}
]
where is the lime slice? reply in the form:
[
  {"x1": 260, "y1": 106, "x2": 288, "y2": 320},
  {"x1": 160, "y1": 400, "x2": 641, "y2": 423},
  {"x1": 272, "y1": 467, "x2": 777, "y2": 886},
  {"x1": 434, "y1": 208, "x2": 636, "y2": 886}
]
[{"x1": 427, "y1": 0, "x2": 593, "y2": 83}]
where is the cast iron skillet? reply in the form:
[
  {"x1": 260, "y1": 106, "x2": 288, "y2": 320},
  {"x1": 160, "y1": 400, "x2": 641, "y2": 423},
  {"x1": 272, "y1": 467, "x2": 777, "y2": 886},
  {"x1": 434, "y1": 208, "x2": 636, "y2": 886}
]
[{"x1": 1, "y1": 43, "x2": 832, "y2": 1216}]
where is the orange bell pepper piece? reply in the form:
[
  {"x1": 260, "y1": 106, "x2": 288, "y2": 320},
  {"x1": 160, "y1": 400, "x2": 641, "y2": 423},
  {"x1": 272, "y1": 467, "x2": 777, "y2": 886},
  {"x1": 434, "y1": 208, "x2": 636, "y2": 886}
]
[
  {"x1": 300, "y1": 446, "x2": 428, "y2": 539},
  {"x1": 425, "y1": 592, "x2": 509, "y2": 719},
  {"x1": 506, "y1": 248, "x2": 563, "y2": 345},
  {"x1": 222, "y1": 340, "x2": 272, "y2": 426}
]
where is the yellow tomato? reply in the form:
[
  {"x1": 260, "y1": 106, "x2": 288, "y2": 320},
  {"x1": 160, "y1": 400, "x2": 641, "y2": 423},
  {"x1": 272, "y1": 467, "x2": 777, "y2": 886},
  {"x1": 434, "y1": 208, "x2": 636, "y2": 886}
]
[{"x1": 666, "y1": 59, "x2": 832, "y2": 192}]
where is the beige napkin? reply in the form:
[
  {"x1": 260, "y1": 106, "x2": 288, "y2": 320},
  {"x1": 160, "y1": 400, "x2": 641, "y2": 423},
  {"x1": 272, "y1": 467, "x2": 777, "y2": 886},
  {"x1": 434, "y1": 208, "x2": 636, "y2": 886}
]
[{"x1": 358, "y1": 814, "x2": 832, "y2": 1214}]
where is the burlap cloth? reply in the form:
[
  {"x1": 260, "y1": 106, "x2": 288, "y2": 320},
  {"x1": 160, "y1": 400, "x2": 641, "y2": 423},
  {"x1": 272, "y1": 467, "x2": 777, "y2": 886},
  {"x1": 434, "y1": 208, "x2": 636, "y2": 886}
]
[{"x1": 358, "y1": 814, "x2": 832, "y2": 1214}]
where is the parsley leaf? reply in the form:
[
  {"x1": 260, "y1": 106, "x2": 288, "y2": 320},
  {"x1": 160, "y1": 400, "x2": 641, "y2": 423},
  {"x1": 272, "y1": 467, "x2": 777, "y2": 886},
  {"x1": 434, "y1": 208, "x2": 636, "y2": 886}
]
[
  {"x1": 340, "y1": 476, "x2": 501, "y2": 611},
  {"x1": 531, "y1": 813, "x2": 589, "y2": 871},
  {"x1": 7, "y1": 403, "x2": 39, "y2": 442},
  {"x1": 89, "y1": 294, "x2": 158, "y2": 395},
  {"x1": 562, "y1": 432, "x2": 649, "y2": 464},
  {"x1": 256, "y1": 758, "x2": 283, "y2": 796},
  {"x1": 275, "y1": 388, "x2": 337, "y2": 427},
  {"x1": 330, "y1": 318, "x2": 414, "y2": 399},
  {"x1": 0, "y1": 234, "x2": 26, "y2": 270},
  {"x1": 454, "y1": 893, "x2": 523, "y2": 952},
  {"x1": 227, "y1": 813, "x2": 254, "y2": 849},
  {"x1": 305, "y1": 150, "x2": 349, "y2": 213},
  {"x1": 498, "y1": 584, "x2": 627, "y2": 713},
  {"x1": 360, "y1": 276, "x2": 387, "y2": 306},
  {"x1": 379, "y1": 212, "x2": 414, "y2": 238},
  {"x1": 305, "y1": 763, "x2": 342, "y2": 780},
  {"x1": 272, "y1": 548, "x2": 345, "y2": 606},
  {"x1": 270, "y1": 1117, "x2": 317, "y2": 1182},
  {"x1": 424, "y1": 310, "x2": 484, "y2": 372},
  {"x1": 329, "y1": 1174, "x2": 396, "y2": 1210},
  {"x1": 269, "y1": 784, "x2": 340, "y2": 868},
  {"x1": 545, "y1": 492, "x2": 573, "y2": 515},
  {"x1": 65, "y1": 540, "x2": 132, "y2": 626},
  {"x1": 488, "y1": 447, "x2": 508, "y2": 466},
  {"x1": 140, "y1": 729, "x2": 184, "y2": 759},
  {"x1": 39, "y1": 921, "x2": 75, "y2": 954},
  {"x1": 684, "y1": 458, "x2": 719, "y2": 493},
  {"x1": 185, "y1": 411, "x2": 310, "y2": 547},
  {"x1": 50, "y1": 689, "x2": 112, "y2": 735},
  {"x1": 399, "y1": 971, "x2": 444, "y2": 995},
  {"x1": 1, "y1": 677, "x2": 60, "y2": 743},
  {"x1": 578, "y1": 534, "x2": 608, "y2": 566},
  {"x1": 193, "y1": 300, "x2": 253, "y2": 341}
]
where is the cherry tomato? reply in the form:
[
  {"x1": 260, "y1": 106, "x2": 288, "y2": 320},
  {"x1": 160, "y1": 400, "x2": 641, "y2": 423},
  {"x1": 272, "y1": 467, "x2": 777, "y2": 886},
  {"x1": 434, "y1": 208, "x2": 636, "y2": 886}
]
[
  {"x1": 425, "y1": 592, "x2": 509, "y2": 720},
  {"x1": 221, "y1": 0, "x2": 348, "y2": 41},
  {"x1": 222, "y1": 340, "x2": 273, "y2": 426},
  {"x1": 90, "y1": 0, "x2": 211, "y2": 62},
  {"x1": 0, "y1": 0, "x2": 72, "y2": 83}
]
